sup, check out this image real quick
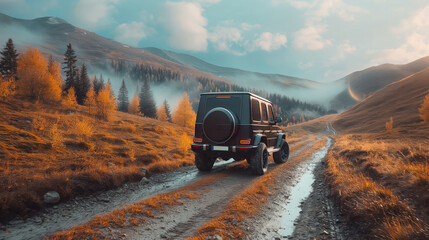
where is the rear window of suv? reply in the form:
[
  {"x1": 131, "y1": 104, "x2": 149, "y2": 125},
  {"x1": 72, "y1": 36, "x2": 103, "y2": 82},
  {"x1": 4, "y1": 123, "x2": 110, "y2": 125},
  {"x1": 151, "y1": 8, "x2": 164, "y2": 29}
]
[{"x1": 251, "y1": 99, "x2": 261, "y2": 121}]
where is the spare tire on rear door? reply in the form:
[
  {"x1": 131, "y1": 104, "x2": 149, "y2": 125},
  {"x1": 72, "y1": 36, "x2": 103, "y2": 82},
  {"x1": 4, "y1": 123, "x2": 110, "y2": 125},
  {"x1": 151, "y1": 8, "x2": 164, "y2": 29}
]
[{"x1": 203, "y1": 107, "x2": 237, "y2": 143}]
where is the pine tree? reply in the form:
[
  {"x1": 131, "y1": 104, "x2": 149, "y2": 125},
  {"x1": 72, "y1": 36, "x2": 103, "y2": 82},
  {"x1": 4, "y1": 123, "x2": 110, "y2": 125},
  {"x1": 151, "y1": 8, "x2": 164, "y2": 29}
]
[
  {"x1": 75, "y1": 64, "x2": 90, "y2": 105},
  {"x1": 139, "y1": 79, "x2": 157, "y2": 118},
  {"x1": 93, "y1": 75, "x2": 104, "y2": 94},
  {"x1": 164, "y1": 99, "x2": 172, "y2": 122},
  {"x1": 62, "y1": 43, "x2": 78, "y2": 91},
  {"x1": 0, "y1": 38, "x2": 19, "y2": 79},
  {"x1": 117, "y1": 79, "x2": 129, "y2": 112},
  {"x1": 128, "y1": 95, "x2": 140, "y2": 115},
  {"x1": 84, "y1": 86, "x2": 96, "y2": 114},
  {"x1": 172, "y1": 92, "x2": 196, "y2": 128}
]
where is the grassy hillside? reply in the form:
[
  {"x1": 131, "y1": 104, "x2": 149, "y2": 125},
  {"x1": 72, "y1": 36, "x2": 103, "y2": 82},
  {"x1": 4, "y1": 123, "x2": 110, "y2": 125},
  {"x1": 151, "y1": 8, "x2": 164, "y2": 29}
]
[
  {"x1": 330, "y1": 56, "x2": 429, "y2": 110},
  {"x1": 0, "y1": 98, "x2": 194, "y2": 222},
  {"x1": 334, "y1": 66, "x2": 429, "y2": 133}
]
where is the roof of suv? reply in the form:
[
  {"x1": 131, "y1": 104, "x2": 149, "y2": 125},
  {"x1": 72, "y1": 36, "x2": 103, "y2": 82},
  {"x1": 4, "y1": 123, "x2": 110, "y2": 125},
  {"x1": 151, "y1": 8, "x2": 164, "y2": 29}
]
[{"x1": 200, "y1": 92, "x2": 271, "y2": 104}]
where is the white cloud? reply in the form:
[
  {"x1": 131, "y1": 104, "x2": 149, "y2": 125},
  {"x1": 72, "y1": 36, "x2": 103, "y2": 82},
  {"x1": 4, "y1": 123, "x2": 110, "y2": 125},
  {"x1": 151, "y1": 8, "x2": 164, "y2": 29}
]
[
  {"x1": 293, "y1": 24, "x2": 331, "y2": 50},
  {"x1": 115, "y1": 22, "x2": 149, "y2": 46},
  {"x1": 374, "y1": 33, "x2": 429, "y2": 64},
  {"x1": 374, "y1": 5, "x2": 429, "y2": 64},
  {"x1": 74, "y1": 0, "x2": 119, "y2": 30},
  {"x1": 289, "y1": 0, "x2": 365, "y2": 50},
  {"x1": 337, "y1": 40, "x2": 356, "y2": 58},
  {"x1": 254, "y1": 32, "x2": 287, "y2": 51},
  {"x1": 160, "y1": 2, "x2": 208, "y2": 51},
  {"x1": 209, "y1": 26, "x2": 245, "y2": 55},
  {"x1": 394, "y1": 5, "x2": 429, "y2": 33}
]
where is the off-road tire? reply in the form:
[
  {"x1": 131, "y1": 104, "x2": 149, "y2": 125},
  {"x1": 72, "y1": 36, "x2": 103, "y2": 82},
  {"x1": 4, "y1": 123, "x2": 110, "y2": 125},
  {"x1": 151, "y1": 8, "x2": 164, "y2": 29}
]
[
  {"x1": 250, "y1": 142, "x2": 268, "y2": 175},
  {"x1": 273, "y1": 139, "x2": 289, "y2": 164},
  {"x1": 195, "y1": 153, "x2": 216, "y2": 171}
]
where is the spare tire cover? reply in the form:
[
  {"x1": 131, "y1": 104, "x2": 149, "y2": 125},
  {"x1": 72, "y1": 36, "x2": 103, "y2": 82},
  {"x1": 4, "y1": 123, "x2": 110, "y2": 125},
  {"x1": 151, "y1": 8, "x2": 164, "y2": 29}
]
[{"x1": 203, "y1": 107, "x2": 236, "y2": 143}]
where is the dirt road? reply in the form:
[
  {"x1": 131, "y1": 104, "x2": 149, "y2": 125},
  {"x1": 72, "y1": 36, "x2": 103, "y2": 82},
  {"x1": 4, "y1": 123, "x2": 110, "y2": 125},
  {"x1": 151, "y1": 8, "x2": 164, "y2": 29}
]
[{"x1": 1, "y1": 126, "x2": 353, "y2": 240}]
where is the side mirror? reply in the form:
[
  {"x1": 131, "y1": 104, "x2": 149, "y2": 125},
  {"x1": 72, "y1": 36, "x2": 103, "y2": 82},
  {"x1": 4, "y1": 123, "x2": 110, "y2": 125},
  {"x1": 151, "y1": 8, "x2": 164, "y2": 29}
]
[{"x1": 275, "y1": 117, "x2": 282, "y2": 123}]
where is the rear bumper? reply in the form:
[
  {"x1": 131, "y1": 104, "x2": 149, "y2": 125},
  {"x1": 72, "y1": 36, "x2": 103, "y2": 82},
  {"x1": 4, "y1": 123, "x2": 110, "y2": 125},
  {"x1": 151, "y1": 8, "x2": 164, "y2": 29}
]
[{"x1": 191, "y1": 143, "x2": 257, "y2": 153}]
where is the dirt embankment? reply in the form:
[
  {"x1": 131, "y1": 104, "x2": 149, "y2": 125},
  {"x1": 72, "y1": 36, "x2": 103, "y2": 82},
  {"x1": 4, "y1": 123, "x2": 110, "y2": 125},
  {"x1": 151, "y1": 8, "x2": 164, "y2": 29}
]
[{"x1": 0, "y1": 99, "x2": 194, "y2": 223}]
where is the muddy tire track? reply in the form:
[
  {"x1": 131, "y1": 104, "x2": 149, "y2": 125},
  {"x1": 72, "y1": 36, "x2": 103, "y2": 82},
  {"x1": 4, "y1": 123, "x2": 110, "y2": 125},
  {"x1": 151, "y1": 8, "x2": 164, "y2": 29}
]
[{"x1": 1, "y1": 138, "x2": 312, "y2": 240}]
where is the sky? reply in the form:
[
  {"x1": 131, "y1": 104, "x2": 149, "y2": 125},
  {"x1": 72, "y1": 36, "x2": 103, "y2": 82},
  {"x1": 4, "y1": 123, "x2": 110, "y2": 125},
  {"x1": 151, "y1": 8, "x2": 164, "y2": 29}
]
[{"x1": 1, "y1": 0, "x2": 429, "y2": 82}]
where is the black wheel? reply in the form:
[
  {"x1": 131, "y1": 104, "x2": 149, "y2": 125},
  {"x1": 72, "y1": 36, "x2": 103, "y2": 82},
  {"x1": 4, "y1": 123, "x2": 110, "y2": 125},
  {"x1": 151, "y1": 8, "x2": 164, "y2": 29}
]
[
  {"x1": 250, "y1": 143, "x2": 268, "y2": 175},
  {"x1": 195, "y1": 152, "x2": 215, "y2": 171},
  {"x1": 273, "y1": 139, "x2": 289, "y2": 164}
]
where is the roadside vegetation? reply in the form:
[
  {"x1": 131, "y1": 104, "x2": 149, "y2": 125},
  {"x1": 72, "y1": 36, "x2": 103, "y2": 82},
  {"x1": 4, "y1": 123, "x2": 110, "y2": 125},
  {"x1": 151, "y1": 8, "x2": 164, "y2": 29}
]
[
  {"x1": 0, "y1": 40, "x2": 197, "y2": 222},
  {"x1": 325, "y1": 133, "x2": 429, "y2": 239}
]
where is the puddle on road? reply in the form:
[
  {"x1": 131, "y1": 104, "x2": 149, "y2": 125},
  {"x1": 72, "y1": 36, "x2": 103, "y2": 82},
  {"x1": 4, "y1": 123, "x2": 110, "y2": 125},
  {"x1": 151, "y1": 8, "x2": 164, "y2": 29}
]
[{"x1": 277, "y1": 138, "x2": 332, "y2": 238}]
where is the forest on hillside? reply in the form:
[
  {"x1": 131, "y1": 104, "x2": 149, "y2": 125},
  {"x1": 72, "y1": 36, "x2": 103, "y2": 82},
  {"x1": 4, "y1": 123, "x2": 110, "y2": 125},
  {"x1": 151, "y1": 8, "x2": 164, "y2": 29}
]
[{"x1": 110, "y1": 59, "x2": 336, "y2": 125}]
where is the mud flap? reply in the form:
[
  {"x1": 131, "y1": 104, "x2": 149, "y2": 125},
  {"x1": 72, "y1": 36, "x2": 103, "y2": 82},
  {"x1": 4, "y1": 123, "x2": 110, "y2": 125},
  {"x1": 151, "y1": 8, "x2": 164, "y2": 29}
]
[{"x1": 275, "y1": 133, "x2": 286, "y2": 149}]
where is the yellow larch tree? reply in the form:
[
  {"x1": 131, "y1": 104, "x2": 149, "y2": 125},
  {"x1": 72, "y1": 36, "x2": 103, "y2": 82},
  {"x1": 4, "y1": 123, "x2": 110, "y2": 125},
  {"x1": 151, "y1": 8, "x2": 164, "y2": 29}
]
[
  {"x1": 96, "y1": 82, "x2": 117, "y2": 120},
  {"x1": 419, "y1": 94, "x2": 429, "y2": 123},
  {"x1": 157, "y1": 104, "x2": 169, "y2": 122},
  {"x1": 128, "y1": 95, "x2": 140, "y2": 115},
  {"x1": 16, "y1": 47, "x2": 61, "y2": 102},
  {"x1": 84, "y1": 86, "x2": 96, "y2": 114},
  {"x1": 172, "y1": 92, "x2": 196, "y2": 128},
  {"x1": 63, "y1": 88, "x2": 77, "y2": 106}
]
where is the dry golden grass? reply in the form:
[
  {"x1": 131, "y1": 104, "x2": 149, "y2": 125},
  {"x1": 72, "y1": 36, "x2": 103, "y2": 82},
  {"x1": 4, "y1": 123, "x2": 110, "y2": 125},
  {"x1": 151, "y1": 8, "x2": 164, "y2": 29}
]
[
  {"x1": 325, "y1": 134, "x2": 429, "y2": 239},
  {"x1": 0, "y1": 98, "x2": 195, "y2": 222},
  {"x1": 189, "y1": 137, "x2": 326, "y2": 240}
]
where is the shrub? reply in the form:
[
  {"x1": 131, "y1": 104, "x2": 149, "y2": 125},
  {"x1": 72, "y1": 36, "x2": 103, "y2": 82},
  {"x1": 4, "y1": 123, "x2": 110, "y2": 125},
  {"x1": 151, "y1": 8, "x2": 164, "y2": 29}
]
[
  {"x1": 179, "y1": 132, "x2": 192, "y2": 156},
  {"x1": 419, "y1": 94, "x2": 429, "y2": 123},
  {"x1": 385, "y1": 116, "x2": 393, "y2": 131},
  {"x1": 63, "y1": 88, "x2": 77, "y2": 106},
  {"x1": 0, "y1": 76, "x2": 15, "y2": 101}
]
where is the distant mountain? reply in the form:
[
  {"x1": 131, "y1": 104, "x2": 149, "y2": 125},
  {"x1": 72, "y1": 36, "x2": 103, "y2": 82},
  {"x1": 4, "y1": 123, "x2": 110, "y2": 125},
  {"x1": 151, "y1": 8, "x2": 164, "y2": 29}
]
[
  {"x1": 333, "y1": 66, "x2": 429, "y2": 133},
  {"x1": 143, "y1": 47, "x2": 320, "y2": 90},
  {"x1": 331, "y1": 56, "x2": 429, "y2": 110},
  {"x1": 0, "y1": 13, "x2": 228, "y2": 85}
]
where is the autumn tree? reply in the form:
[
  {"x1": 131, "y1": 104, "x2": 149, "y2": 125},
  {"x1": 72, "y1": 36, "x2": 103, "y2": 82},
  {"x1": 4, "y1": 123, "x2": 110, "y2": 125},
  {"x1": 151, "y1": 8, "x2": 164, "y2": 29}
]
[
  {"x1": 419, "y1": 94, "x2": 429, "y2": 123},
  {"x1": 84, "y1": 86, "x2": 96, "y2": 114},
  {"x1": 63, "y1": 87, "x2": 77, "y2": 106},
  {"x1": 16, "y1": 47, "x2": 62, "y2": 102},
  {"x1": 0, "y1": 76, "x2": 15, "y2": 101},
  {"x1": 75, "y1": 64, "x2": 90, "y2": 105},
  {"x1": 385, "y1": 116, "x2": 393, "y2": 131},
  {"x1": 172, "y1": 92, "x2": 196, "y2": 128},
  {"x1": 157, "y1": 103, "x2": 169, "y2": 121},
  {"x1": 117, "y1": 79, "x2": 129, "y2": 112},
  {"x1": 96, "y1": 82, "x2": 117, "y2": 120},
  {"x1": 0, "y1": 38, "x2": 19, "y2": 79},
  {"x1": 128, "y1": 95, "x2": 140, "y2": 115},
  {"x1": 62, "y1": 43, "x2": 78, "y2": 92},
  {"x1": 164, "y1": 99, "x2": 172, "y2": 122},
  {"x1": 139, "y1": 79, "x2": 157, "y2": 118}
]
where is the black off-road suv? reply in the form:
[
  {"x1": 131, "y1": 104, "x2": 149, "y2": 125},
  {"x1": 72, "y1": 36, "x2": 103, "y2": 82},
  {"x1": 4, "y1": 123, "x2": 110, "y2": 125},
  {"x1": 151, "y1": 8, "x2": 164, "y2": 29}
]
[{"x1": 191, "y1": 92, "x2": 289, "y2": 175}]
